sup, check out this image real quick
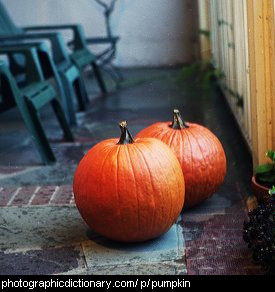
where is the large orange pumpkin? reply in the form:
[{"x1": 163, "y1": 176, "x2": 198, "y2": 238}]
[
  {"x1": 73, "y1": 121, "x2": 185, "y2": 242},
  {"x1": 136, "y1": 109, "x2": 227, "y2": 208}
]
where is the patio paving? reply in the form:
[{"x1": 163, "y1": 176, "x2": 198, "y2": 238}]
[{"x1": 0, "y1": 67, "x2": 265, "y2": 275}]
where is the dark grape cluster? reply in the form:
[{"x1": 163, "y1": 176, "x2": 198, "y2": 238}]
[{"x1": 243, "y1": 194, "x2": 275, "y2": 274}]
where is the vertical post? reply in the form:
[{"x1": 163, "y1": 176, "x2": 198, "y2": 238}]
[
  {"x1": 242, "y1": 0, "x2": 252, "y2": 141},
  {"x1": 198, "y1": 0, "x2": 211, "y2": 59},
  {"x1": 247, "y1": 0, "x2": 275, "y2": 167}
]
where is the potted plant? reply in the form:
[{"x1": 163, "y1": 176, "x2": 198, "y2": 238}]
[{"x1": 252, "y1": 150, "x2": 275, "y2": 203}]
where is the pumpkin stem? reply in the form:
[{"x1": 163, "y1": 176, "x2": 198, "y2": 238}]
[
  {"x1": 171, "y1": 109, "x2": 189, "y2": 129},
  {"x1": 117, "y1": 121, "x2": 135, "y2": 145}
]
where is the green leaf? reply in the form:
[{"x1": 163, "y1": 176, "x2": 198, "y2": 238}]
[
  {"x1": 256, "y1": 163, "x2": 274, "y2": 174},
  {"x1": 228, "y1": 42, "x2": 235, "y2": 49},
  {"x1": 266, "y1": 150, "x2": 275, "y2": 162},
  {"x1": 269, "y1": 186, "x2": 275, "y2": 195},
  {"x1": 199, "y1": 29, "x2": 211, "y2": 38}
]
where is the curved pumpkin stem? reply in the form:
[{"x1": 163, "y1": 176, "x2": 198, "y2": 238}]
[
  {"x1": 171, "y1": 109, "x2": 189, "y2": 129},
  {"x1": 117, "y1": 121, "x2": 135, "y2": 145}
]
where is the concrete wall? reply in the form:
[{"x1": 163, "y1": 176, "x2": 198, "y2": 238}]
[{"x1": 2, "y1": 0, "x2": 199, "y2": 67}]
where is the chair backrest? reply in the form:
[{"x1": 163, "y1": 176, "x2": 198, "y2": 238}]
[
  {"x1": 0, "y1": 1, "x2": 70, "y2": 66},
  {"x1": 0, "y1": 1, "x2": 23, "y2": 35}
]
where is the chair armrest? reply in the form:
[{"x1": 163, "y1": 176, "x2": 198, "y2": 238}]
[
  {"x1": 23, "y1": 24, "x2": 87, "y2": 51},
  {"x1": 0, "y1": 45, "x2": 36, "y2": 54},
  {"x1": 86, "y1": 36, "x2": 119, "y2": 44},
  {"x1": 0, "y1": 41, "x2": 51, "y2": 57},
  {"x1": 0, "y1": 32, "x2": 68, "y2": 64},
  {"x1": 0, "y1": 46, "x2": 44, "y2": 83},
  {"x1": 23, "y1": 24, "x2": 80, "y2": 31},
  {"x1": 0, "y1": 41, "x2": 43, "y2": 49},
  {"x1": 0, "y1": 32, "x2": 58, "y2": 41}
]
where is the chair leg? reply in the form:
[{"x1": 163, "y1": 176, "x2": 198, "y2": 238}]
[
  {"x1": 25, "y1": 101, "x2": 56, "y2": 165},
  {"x1": 52, "y1": 70, "x2": 72, "y2": 122},
  {"x1": 91, "y1": 62, "x2": 107, "y2": 94},
  {"x1": 80, "y1": 72, "x2": 90, "y2": 103},
  {"x1": 51, "y1": 99, "x2": 74, "y2": 142},
  {"x1": 73, "y1": 77, "x2": 88, "y2": 111},
  {"x1": 59, "y1": 72, "x2": 78, "y2": 126},
  {"x1": 101, "y1": 64, "x2": 123, "y2": 89},
  {"x1": 111, "y1": 65, "x2": 124, "y2": 82}
]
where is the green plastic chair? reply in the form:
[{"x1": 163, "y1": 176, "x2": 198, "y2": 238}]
[
  {"x1": 0, "y1": 46, "x2": 74, "y2": 165},
  {"x1": 25, "y1": 25, "x2": 107, "y2": 94},
  {"x1": 0, "y1": 2, "x2": 107, "y2": 125},
  {"x1": 1, "y1": 40, "x2": 88, "y2": 126},
  {"x1": 0, "y1": 11, "x2": 87, "y2": 126},
  {"x1": 0, "y1": 1, "x2": 107, "y2": 95}
]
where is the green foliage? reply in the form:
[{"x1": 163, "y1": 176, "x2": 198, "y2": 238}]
[
  {"x1": 256, "y1": 150, "x2": 275, "y2": 188},
  {"x1": 176, "y1": 60, "x2": 244, "y2": 108},
  {"x1": 227, "y1": 42, "x2": 235, "y2": 49},
  {"x1": 269, "y1": 186, "x2": 275, "y2": 196},
  {"x1": 198, "y1": 29, "x2": 211, "y2": 38},
  {"x1": 218, "y1": 19, "x2": 233, "y2": 30},
  {"x1": 176, "y1": 60, "x2": 225, "y2": 92},
  {"x1": 266, "y1": 150, "x2": 275, "y2": 162},
  {"x1": 223, "y1": 85, "x2": 244, "y2": 108}
]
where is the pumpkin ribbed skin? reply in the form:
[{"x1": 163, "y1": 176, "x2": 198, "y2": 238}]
[
  {"x1": 136, "y1": 118, "x2": 226, "y2": 208},
  {"x1": 73, "y1": 133, "x2": 185, "y2": 242}
]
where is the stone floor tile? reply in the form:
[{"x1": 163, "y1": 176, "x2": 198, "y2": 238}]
[
  {"x1": 82, "y1": 223, "x2": 185, "y2": 268},
  {"x1": 0, "y1": 206, "x2": 88, "y2": 250},
  {"x1": 0, "y1": 245, "x2": 86, "y2": 275}
]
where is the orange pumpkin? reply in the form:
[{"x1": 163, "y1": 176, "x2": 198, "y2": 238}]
[
  {"x1": 73, "y1": 121, "x2": 185, "y2": 242},
  {"x1": 136, "y1": 109, "x2": 227, "y2": 208}
]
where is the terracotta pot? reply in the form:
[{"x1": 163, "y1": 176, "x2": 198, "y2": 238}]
[{"x1": 251, "y1": 176, "x2": 270, "y2": 203}]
